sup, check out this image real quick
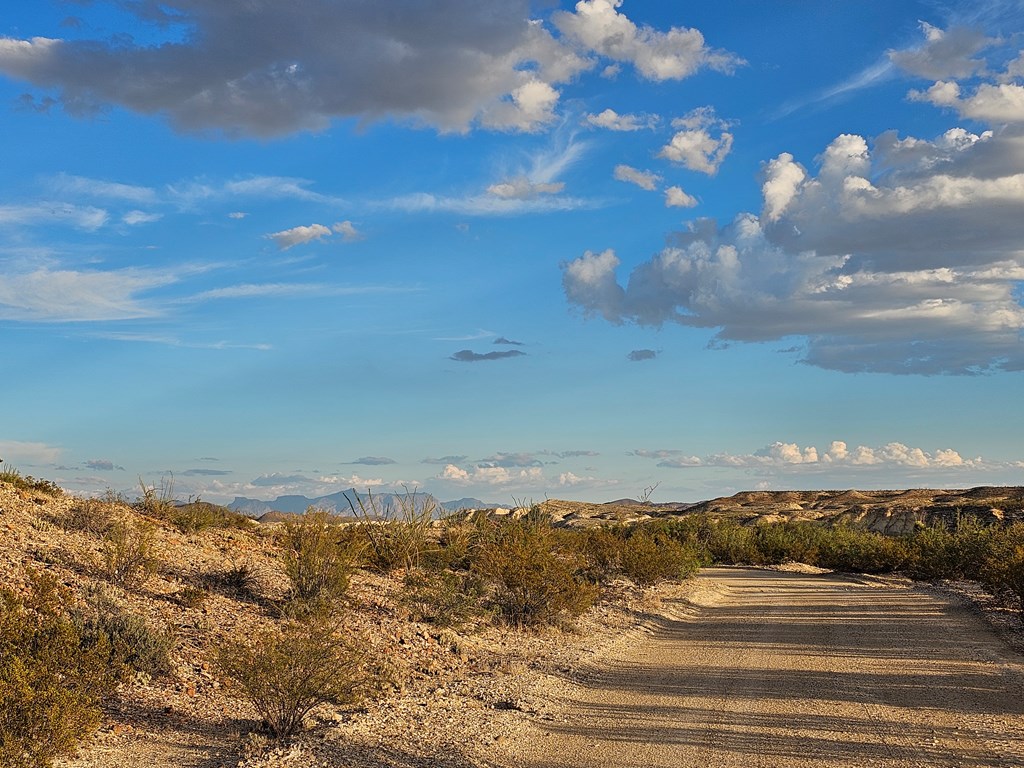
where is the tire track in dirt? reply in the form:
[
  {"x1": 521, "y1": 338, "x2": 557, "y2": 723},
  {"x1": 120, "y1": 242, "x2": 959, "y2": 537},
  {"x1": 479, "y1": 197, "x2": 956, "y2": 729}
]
[{"x1": 502, "y1": 567, "x2": 1024, "y2": 768}]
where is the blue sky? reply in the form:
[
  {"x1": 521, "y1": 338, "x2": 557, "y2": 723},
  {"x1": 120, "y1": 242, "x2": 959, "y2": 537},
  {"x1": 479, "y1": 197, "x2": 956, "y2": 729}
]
[{"x1": 1, "y1": 0, "x2": 1023, "y2": 504}]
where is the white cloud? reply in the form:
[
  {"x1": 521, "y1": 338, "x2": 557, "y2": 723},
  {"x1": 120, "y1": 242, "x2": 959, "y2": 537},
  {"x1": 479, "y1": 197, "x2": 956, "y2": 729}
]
[
  {"x1": 487, "y1": 177, "x2": 565, "y2": 199},
  {"x1": 585, "y1": 108, "x2": 657, "y2": 131},
  {"x1": 122, "y1": 210, "x2": 162, "y2": 225},
  {"x1": 0, "y1": 1, "x2": 735, "y2": 137},
  {"x1": 0, "y1": 440, "x2": 62, "y2": 465},
  {"x1": 0, "y1": 267, "x2": 174, "y2": 321},
  {"x1": 266, "y1": 223, "x2": 333, "y2": 250},
  {"x1": 613, "y1": 164, "x2": 661, "y2": 191},
  {"x1": 651, "y1": 440, "x2": 986, "y2": 472},
  {"x1": 658, "y1": 107, "x2": 734, "y2": 175},
  {"x1": 228, "y1": 211, "x2": 248, "y2": 219},
  {"x1": 910, "y1": 80, "x2": 1024, "y2": 124},
  {"x1": 664, "y1": 185, "x2": 697, "y2": 208},
  {"x1": 481, "y1": 79, "x2": 560, "y2": 133},
  {"x1": 552, "y1": 0, "x2": 742, "y2": 81},
  {"x1": 50, "y1": 173, "x2": 158, "y2": 204},
  {"x1": 332, "y1": 220, "x2": 364, "y2": 242},
  {"x1": 889, "y1": 23, "x2": 994, "y2": 80},
  {"x1": 439, "y1": 463, "x2": 544, "y2": 487},
  {"x1": 0, "y1": 202, "x2": 108, "y2": 231},
  {"x1": 385, "y1": 191, "x2": 595, "y2": 216}
]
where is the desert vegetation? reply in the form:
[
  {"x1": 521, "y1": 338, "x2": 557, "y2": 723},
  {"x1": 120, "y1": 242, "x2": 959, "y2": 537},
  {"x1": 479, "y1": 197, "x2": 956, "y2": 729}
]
[{"x1": 2, "y1": 468, "x2": 1024, "y2": 767}]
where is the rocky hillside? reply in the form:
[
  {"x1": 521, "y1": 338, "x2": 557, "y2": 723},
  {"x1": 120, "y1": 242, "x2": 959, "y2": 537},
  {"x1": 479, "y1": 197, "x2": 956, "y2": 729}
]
[{"x1": 530, "y1": 487, "x2": 1024, "y2": 535}]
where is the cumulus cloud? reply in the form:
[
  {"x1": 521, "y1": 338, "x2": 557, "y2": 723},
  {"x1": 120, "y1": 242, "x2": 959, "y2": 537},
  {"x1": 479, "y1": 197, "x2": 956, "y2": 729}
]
[
  {"x1": 347, "y1": 456, "x2": 397, "y2": 466},
  {"x1": 565, "y1": 121, "x2": 1024, "y2": 374},
  {"x1": 266, "y1": 223, "x2": 333, "y2": 250},
  {"x1": 439, "y1": 463, "x2": 544, "y2": 487},
  {"x1": 910, "y1": 80, "x2": 1024, "y2": 124},
  {"x1": 664, "y1": 185, "x2": 697, "y2": 207},
  {"x1": 450, "y1": 349, "x2": 526, "y2": 362},
  {"x1": 585, "y1": 108, "x2": 657, "y2": 131},
  {"x1": 889, "y1": 23, "x2": 994, "y2": 80},
  {"x1": 658, "y1": 107, "x2": 734, "y2": 175},
  {"x1": 486, "y1": 176, "x2": 565, "y2": 199},
  {"x1": 648, "y1": 440, "x2": 986, "y2": 472},
  {"x1": 552, "y1": 0, "x2": 742, "y2": 81},
  {"x1": 0, "y1": 1, "x2": 736, "y2": 137},
  {"x1": 627, "y1": 348, "x2": 657, "y2": 361},
  {"x1": 613, "y1": 164, "x2": 661, "y2": 190}
]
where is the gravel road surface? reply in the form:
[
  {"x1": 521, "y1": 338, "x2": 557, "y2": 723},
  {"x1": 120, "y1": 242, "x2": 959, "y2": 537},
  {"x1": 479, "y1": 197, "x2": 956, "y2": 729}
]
[{"x1": 505, "y1": 567, "x2": 1024, "y2": 768}]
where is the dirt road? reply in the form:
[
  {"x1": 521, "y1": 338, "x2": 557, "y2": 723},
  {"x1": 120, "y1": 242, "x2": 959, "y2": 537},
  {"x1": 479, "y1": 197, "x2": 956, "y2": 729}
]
[{"x1": 503, "y1": 567, "x2": 1024, "y2": 768}]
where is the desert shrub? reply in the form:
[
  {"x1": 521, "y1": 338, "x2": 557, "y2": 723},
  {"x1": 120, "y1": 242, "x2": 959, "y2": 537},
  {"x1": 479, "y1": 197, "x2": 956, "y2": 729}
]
[
  {"x1": 428, "y1": 512, "x2": 490, "y2": 571},
  {"x1": 202, "y1": 561, "x2": 260, "y2": 600},
  {"x1": 704, "y1": 519, "x2": 760, "y2": 564},
  {"x1": 750, "y1": 523, "x2": 825, "y2": 565},
  {"x1": 101, "y1": 521, "x2": 158, "y2": 588},
  {"x1": 0, "y1": 570, "x2": 117, "y2": 768},
  {"x1": 173, "y1": 585, "x2": 209, "y2": 609},
  {"x1": 61, "y1": 499, "x2": 116, "y2": 537},
  {"x1": 399, "y1": 569, "x2": 487, "y2": 628},
  {"x1": 577, "y1": 527, "x2": 627, "y2": 584},
  {"x1": 168, "y1": 501, "x2": 251, "y2": 533},
  {"x1": 349, "y1": 490, "x2": 437, "y2": 573},
  {"x1": 216, "y1": 618, "x2": 363, "y2": 739},
  {"x1": 474, "y1": 516, "x2": 598, "y2": 628},
  {"x1": 981, "y1": 523, "x2": 1024, "y2": 616},
  {"x1": 280, "y1": 509, "x2": 360, "y2": 611},
  {"x1": 76, "y1": 590, "x2": 173, "y2": 679},
  {"x1": 815, "y1": 525, "x2": 910, "y2": 573},
  {"x1": 0, "y1": 462, "x2": 62, "y2": 496},
  {"x1": 619, "y1": 528, "x2": 701, "y2": 586}
]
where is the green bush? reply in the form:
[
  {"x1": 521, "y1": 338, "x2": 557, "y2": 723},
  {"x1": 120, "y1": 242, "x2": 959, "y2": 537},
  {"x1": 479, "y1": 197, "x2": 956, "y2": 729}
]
[
  {"x1": 280, "y1": 509, "x2": 360, "y2": 611},
  {"x1": 815, "y1": 525, "x2": 910, "y2": 573},
  {"x1": 982, "y1": 523, "x2": 1024, "y2": 616},
  {"x1": 474, "y1": 516, "x2": 597, "y2": 628},
  {"x1": 399, "y1": 569, "x2": 486, "y2": 628},
  {"x1": 619, "y1": 529, "x2": 700, "y2": 586},
  {"x1": 0, "y1": 570, "x2": 117, "y2": 768},
  {"x1": 76, "y1": 590, "x2": 173, "y2": 679},
  {"x1": 101, "y1": 521, "x2": 158, "y2": 588},
  {"x1": 216, "y1": 618, "x2": 363, "y2": 739}
]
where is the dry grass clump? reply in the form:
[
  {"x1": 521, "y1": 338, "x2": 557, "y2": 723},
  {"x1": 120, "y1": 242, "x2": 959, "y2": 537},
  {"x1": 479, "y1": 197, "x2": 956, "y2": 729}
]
[
  {"x1": 280, "y1": 508, "x2": 361, "y2": 613},
  {"x1": 101, "y1": 520, "x2": 159, "y2": 588},
  {"x1": 0, "y1": 570, "x2": 118, "y2": 768},
  {"x1": 350, "y1": 490, "x2": 437, "y2": 573},
  {"x1": 216, "y1": 618, "x2": 363, "y2": 740},
  {"x1": 201, "y1": 560, "x2": 261, "y2": 601},
  {"x1": 60, "y1": 498, "x2": 117, "y2": 537}
]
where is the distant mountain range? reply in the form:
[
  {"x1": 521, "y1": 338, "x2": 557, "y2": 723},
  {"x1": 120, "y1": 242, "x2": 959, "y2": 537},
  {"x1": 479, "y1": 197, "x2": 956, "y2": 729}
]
[{"x1": 227, "y1": 489, "x2": 501, "y2": 517}]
